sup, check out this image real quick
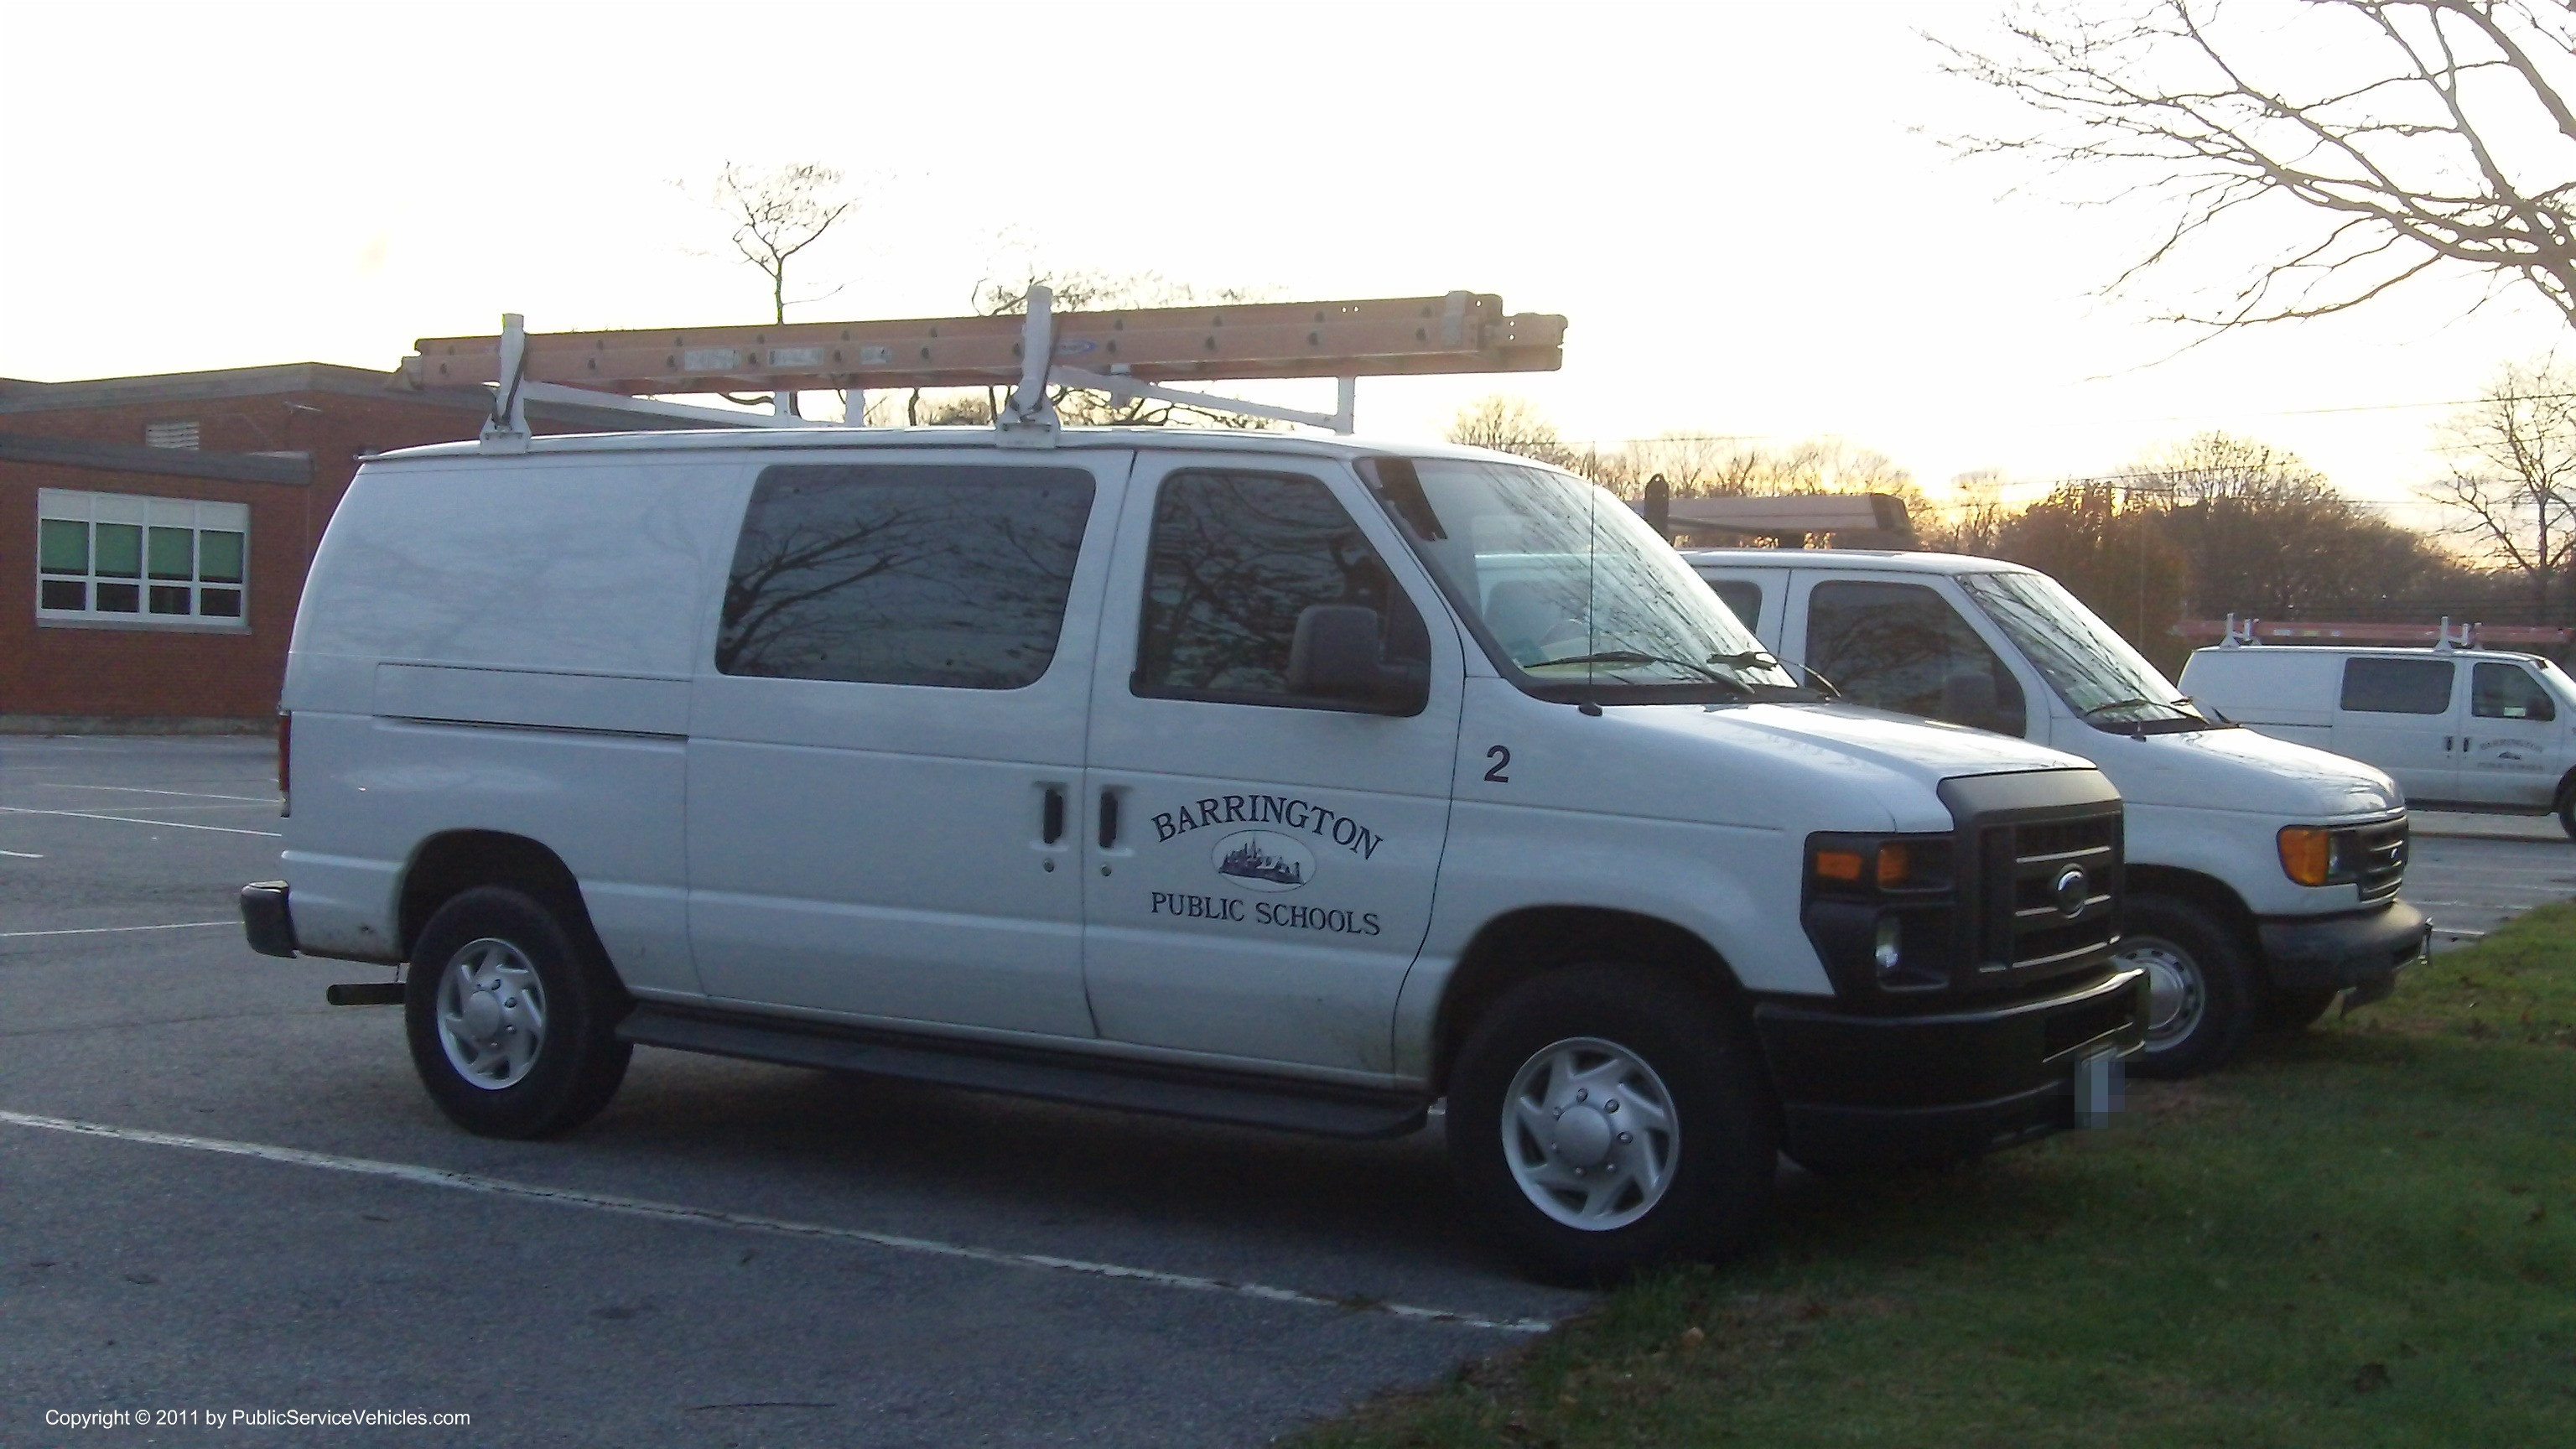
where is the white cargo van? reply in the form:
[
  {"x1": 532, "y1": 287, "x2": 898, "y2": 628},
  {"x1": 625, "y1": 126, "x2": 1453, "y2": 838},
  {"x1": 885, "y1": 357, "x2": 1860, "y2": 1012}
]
[
  {"x1": 241, "y1": 429, "x2": 2145, "y2": 1281},
  {"x1": 2179, "y1": 640, "x2": 2576, "y2": 839},
  {"x1": 1685, "y1": 550, "x2": 2427, "y2": 1079}
]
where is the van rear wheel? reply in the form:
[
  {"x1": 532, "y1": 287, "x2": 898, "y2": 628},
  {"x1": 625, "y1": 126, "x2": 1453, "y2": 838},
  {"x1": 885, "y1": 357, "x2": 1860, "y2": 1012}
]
[
  {"x1": 2116, "y1": 894, "x2": 2256, "y2": 1078},
  {"x1": 1446, "y1": 965, "x2": 1776, "y2": 1285},
  {"x1": 405, "y1": 886, "x2": 631, "y2": 1139}
]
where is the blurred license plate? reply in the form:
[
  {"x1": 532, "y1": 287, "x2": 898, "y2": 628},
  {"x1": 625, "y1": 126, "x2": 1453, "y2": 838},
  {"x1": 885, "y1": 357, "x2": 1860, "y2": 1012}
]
[{"x1": 2073, "y1": 1049, "x2": 2123, "y2": 1129}]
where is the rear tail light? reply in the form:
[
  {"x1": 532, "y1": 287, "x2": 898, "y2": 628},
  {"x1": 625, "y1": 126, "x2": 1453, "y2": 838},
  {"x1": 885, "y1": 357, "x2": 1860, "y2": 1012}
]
[{"x1": 277, "y1": 712, "x2": 291, "y2": 818}]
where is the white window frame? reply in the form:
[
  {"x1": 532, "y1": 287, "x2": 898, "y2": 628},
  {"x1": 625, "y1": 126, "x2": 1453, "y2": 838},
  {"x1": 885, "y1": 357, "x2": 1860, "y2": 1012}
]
[{"x1": 36, "y1": 488, "x2": 249, "y2": 629}]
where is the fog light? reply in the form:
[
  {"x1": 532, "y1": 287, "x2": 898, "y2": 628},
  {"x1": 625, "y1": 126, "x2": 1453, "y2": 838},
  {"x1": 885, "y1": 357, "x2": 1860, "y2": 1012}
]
[{"x1": 1873, "y1": 915, "x2": 1902, "y2": 974}]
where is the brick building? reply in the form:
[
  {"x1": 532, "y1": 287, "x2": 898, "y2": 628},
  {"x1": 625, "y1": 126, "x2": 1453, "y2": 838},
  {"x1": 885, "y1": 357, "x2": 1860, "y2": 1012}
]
[{"x1": 1, "y1": 363, "x2": 714, "y2": 730}]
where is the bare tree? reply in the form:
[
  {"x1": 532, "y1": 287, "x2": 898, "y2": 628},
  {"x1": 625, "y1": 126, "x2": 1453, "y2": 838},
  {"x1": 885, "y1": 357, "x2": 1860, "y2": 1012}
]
[
  {"x1": 703, "y1": 162, "x2": 857, "y2": 325},
  {"x1": 1446, "y1": 395, "x2": 1576, "y2": 465},
  {"x1": 1924, "y1": 469, "x2": 2015, "y2": 554},
  {"x1": 2429, "y1": 356, "x2": 2576, "y2": 614},
  {"x1": 1945, "y1": 2, "x2": 2576, "y2": 332}
]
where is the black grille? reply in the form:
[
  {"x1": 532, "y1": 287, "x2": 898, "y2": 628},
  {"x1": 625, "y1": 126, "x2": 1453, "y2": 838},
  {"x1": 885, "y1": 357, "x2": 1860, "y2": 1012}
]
[
  {"x1": 1975, "y1": 808, "x2": 2121, "y2": 981},
  {"x1": 2352, "y1": 815, "x2": 2407, "y2": 902}
]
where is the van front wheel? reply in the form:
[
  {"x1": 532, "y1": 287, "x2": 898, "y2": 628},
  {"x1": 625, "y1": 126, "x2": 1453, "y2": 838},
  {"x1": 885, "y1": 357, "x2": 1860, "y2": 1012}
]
[
  {"x1": 2116, "y1": 894, "x2": 2255, "y2": 1079},
  {"x1": 1446, "y1": 965, "x2": 1776, "y2": 1285},
  {"x1": 404, "y1": 886, "x2": 631, "y2": 1139}
]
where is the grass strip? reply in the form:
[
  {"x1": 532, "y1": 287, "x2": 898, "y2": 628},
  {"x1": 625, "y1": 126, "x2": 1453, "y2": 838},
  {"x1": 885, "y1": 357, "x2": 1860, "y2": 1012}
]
[{"x1": 1300, "y1": 902, "x2": 2576, "y2": 1448}]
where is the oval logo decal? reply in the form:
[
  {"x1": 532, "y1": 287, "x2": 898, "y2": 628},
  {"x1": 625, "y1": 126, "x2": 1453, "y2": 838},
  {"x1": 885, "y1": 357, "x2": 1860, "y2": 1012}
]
[{"x1": 1212, "y1": 829, "x2": 1314, "y2": 892}]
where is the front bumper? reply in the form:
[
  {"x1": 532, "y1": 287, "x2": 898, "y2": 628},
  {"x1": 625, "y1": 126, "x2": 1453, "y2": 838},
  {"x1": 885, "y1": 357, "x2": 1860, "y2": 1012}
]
[
  {"x1": 1753, "y1": 967, "x2": 2148, "y2": 1171},
  {"x1": 240, "y1": 881, "x2": 299, "y2": 958},
  {"x1": 2257, "y1": 900, "x2": 2429, "y2": 994}
]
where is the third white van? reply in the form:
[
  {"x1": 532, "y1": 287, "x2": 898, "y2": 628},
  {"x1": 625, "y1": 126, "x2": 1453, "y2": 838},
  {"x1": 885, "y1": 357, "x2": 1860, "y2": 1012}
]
[{"x1": 2180, "y1": 640, "x2": 2576, "y2": 839}]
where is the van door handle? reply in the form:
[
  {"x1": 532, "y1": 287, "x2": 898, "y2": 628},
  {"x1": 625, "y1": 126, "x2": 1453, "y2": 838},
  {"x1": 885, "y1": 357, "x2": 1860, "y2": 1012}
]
[
  {"x1": 1041, "y1": 787, "x2": 1065, "y2": 845},
  {"x1": 1098, "y1": 790, "x2": 1121, "y2": 849}
]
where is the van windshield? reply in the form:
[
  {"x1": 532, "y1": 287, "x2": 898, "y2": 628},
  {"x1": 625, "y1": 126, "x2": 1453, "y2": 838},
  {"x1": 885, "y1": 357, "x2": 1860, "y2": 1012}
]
[
  {"x1": 1361, "y1": 457, "x2": 1805, "y2": 704},
  {"x1": 1958, "y1": 570, "x2": 2210, "y2": 731}
]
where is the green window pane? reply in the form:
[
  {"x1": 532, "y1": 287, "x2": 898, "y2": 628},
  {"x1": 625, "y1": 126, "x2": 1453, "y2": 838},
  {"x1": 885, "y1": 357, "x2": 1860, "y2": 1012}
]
[
  {"x1": 148, "y1": 527, "x2": 195, "y2": 580},
  {"x1": 198, "y1": 530, "x2": 245, "y2": 584},
  {"x1": 39, "y1": 518, "x2": 88, "y2": 574},
  {"x1": 95, "y1": 522, "x2": 142, "y2": 578}
]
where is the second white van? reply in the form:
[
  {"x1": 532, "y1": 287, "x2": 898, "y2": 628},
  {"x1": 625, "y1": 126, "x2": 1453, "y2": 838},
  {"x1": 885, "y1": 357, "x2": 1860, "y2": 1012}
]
[{"x1": 1687, "y1": 549, "x2": 2428, "y2": 1079}]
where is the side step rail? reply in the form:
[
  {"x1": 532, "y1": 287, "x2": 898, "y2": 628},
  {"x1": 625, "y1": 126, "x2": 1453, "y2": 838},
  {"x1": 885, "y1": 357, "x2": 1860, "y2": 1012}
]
[{"x1": 616, "y1": 1004, "x2": 1431, "y2": 1140}]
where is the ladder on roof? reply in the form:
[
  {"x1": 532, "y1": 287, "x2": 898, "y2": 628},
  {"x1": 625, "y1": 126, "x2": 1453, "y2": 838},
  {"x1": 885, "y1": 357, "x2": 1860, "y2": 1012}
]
[{"x1": 397, "y1": 288, "x2": 1567, "y2": 450}]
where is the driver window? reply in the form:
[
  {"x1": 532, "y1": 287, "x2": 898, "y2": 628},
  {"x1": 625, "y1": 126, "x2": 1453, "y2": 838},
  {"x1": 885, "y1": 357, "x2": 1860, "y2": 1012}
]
[
  {"x1": 1133, "y1": 470, "x2": 1428, "y2": 708},
  {"x1": 1805, "y1": 580, "x2": 2027, "y2": 735},
  {"x1": 2472, "y1": 662, "x2": 2558, "y2": 722}
]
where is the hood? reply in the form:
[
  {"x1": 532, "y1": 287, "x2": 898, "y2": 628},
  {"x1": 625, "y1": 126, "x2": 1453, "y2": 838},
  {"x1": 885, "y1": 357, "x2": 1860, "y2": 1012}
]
[
  {"x1": 1706, "y1": 702, "x2": 2095, "y2": 778},
  {"x1": 2096, "y1": 724, "x2": 2401, "y2": 817},
  {"x1": 1584, "y1": 700, "x2": 2101, "y2": 836}
]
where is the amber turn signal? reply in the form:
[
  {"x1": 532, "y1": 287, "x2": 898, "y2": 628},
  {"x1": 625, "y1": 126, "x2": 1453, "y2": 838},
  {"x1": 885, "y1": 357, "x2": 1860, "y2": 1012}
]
[
  {"x1": 1814, "y1": 849, "x2": 1866, "y2": 883},
  {"x1": 2277, "y1": 826, "x2": 2334, "y2": 886}
]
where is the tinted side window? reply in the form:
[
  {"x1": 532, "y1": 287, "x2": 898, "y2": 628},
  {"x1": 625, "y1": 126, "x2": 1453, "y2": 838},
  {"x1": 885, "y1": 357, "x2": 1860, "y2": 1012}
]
[
  {"x1": 1805, "y1": 580, "x2": 2027, "y2": 735},
  {"x1": 1134, "y1": 470, "x2": 1427, "y2": 706},
  {"x1": 2472, "y1": 662, "x2": 2557, "y2": 721},
  {"x1": 717, "y1": 464, "x2": 1093, "y2": 688},
  {"x1": 1710, "y1": 579, "x2": 1762, "y2": 631},
  {"x1": 2339, "y1": 657, "x2": 2454, "y2": 715}
]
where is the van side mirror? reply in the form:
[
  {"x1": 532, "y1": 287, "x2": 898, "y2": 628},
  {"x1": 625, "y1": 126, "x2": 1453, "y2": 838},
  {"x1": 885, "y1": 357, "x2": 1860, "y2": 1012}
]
[{"x1": 1288, "y1": 605, "x2": 1427, "y2": 712}]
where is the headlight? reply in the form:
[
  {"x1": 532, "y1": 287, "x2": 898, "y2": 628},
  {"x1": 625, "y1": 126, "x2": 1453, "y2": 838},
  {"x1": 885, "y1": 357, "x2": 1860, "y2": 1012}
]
[{"x1": 1805, "y1": 833, "x2": 1957, "y2": 994}]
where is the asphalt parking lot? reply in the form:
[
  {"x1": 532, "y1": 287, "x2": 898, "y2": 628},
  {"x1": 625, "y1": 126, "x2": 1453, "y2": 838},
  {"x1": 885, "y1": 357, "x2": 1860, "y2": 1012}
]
[{"x1": 5, "y1": 736, "x2": 2569, "y2": 1446}]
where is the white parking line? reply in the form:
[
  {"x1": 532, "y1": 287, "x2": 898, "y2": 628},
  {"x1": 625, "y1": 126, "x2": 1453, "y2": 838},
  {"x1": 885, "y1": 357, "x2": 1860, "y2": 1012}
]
[
  {"x1": 0, "y1": 805, "x2": 281, "y2": 838},
  {"x1": 1, "y1": 921, "x2": 235, "y2": 940},
  {"x1": 0, "y1": 1109, "x2": 1556, "y2": 1336},
  {"x1": 0, "y1": 849, "x2": 40, "y2": 860},
  {"x1": 41, "y1": 784, "x2": 280, "y2": 804}
]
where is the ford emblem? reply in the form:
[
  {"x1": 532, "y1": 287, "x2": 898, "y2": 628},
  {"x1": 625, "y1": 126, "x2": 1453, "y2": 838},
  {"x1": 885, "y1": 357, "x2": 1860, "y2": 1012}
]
[{"x1": 2052, "y1": 865, "x2": 2090, "y2": 919}]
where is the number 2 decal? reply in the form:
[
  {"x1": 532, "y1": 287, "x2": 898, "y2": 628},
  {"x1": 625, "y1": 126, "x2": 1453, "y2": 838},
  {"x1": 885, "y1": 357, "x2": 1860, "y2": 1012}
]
[{"x1": 1483, "y1": 745, "x2": 1512, "y2": 783}]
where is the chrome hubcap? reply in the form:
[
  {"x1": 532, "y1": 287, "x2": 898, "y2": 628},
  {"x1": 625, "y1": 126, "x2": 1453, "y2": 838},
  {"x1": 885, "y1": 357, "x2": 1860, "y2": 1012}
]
[
  {"x1": 2118, "y1": 936, "x2": 2204, "y2": 1048},
  {"x1": 434, "y1": 938, "x2": 546, "y2": 1090},
  {"x1": 1501, "y1": 1036, "x2": 1679, "y2": 1231}
]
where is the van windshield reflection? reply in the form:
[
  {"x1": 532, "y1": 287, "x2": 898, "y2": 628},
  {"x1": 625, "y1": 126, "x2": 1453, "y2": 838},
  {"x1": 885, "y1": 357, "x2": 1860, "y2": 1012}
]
[
  {"x1": 1362, "y1": 457, "x2": 1805, "y2": 704},
  {"x1": 1958, "y1": 570, "x2": 2211, "y2": 731}
]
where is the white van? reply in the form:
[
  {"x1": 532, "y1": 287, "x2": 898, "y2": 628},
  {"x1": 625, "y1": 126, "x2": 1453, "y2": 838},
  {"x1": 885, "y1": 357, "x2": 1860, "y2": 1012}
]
[
  {"x1": 2179, "y1": 641, "x2": 2576, "y2": 839},
  {"x1": 1685, "y1": 550, "x2": 2427, "y2": 1079},
  {"x1": 240, "y1": 429, "x2": 2144, "y2": 1281}
]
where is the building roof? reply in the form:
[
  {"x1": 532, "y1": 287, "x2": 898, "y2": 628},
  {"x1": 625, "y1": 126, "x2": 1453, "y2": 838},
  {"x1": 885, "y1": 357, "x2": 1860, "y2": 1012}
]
[
  {"x1": 0, "y1": 432, "x2": 312, "y2": 486},
  {"x1": 0, "y1": 361, "x2": 740, "y2": 435}
]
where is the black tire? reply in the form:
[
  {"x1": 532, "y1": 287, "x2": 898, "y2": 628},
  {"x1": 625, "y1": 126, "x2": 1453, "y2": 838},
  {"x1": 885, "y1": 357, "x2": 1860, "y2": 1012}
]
[
  {"x1": 1446, "y1": 964, "x2": 1778, "y2": 1285},
  {"x1": 2558, "y1": 788, "x2": 2575, "y2": 842},
  {"x1": 2117, "y1": 894, "x2": 2257, "y2": 1079},
  {"x1": 2261, "y1": 985, "x2": 2339, "y2": 1032},
  {"x1": 404, "y1": 886, "x2": 631, "y2": 1139}
]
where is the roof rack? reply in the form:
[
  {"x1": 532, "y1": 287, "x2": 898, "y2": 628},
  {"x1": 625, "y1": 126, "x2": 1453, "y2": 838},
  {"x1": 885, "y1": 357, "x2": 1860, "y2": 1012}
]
[
  {"x1": 2181, "y1": 616, "x2": 2573, "y2": 649},
  {"x1": 400, "y1": 289, "x2": 1567, "y2": 450}
]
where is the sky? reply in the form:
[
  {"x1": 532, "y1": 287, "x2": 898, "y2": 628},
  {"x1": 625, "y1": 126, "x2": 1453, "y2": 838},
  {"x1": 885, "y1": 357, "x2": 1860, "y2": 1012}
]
[{"x1": 3, "y1": 0, "x2": 2569, "y2": 527}]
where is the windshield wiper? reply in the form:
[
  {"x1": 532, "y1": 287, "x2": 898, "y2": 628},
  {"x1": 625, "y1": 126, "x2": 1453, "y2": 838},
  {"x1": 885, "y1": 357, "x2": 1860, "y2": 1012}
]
[
  {"x1": 1536, "y1": 650, "x2": 1740, "y2": 687},
  {"x1": 2079, "y1": 697, "x2": 2174, "y2": 720}
]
